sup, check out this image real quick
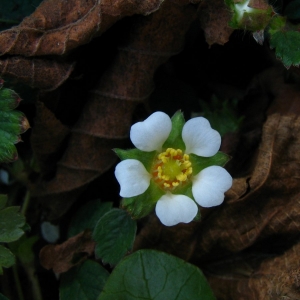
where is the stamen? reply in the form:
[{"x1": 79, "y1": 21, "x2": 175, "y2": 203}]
[{"x1": 151, "y1": 148, "x2": 193, "y2": 191}]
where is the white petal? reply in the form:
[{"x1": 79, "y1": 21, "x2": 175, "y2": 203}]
[
  {"x1": 155, "y1": 193, "x2": 198, "y2": 226},
  {"x1": 115, "y1": 159, "x2": 151, "y2": 197},
  {"x1": 182, "y1": 117, "x2": 221, "y2": 157},
  {"x1": 192, "y1": 166, "x2": 232, "y2": 207},
  {"x1": 130, "y1": 112, "x2": 172, "y2": 152}
]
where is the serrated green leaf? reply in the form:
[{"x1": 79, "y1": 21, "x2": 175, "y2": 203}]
[
  {"x1": 114, "y1": 149, "x2": 157, "y2": 172},
  {"x1": 0, "y1": 129, "x2": 20, "y2": 144},
  {"x1": 98, "y1": 250, "x2": 216, "y2": 300},
  {"x1": 0, "y1": 111, "x2": 29, "y2": 135},
  {"x1": 60, "y1": 260, "x2": 109, "y2": 300},
  {"x1": 162, "y1": 111, "x2": 186, "y2": 150},
  {"x1": 190, "y1": 152, "x2": 231, "y2": 175},
  {"x1": 270, "y1": 30, "x2": 300, "y2": 67},
  {"x1": 0, "y1": 89, "x2": 21, "y2": 111},
  {"x1": 0, "y1": 293, "x2": 9, "y2": 300},
  {"x1": 92, "y1": 209, "x2": 136, "y2": 265},
  {"x1": 0, "y1": 195, "x2": 7, "y2": 210},
  {"x1": 0, "y1": 245, "x2": 15, "y2": 274},
  {"x1": 68, "y1": 201, "x2": 113, "y2": 237},
  {"x1": 0, "y1": 142, "x2": 18, "y2": 162},
  {"x1": 0, "y1": 206, "x2": 25, "y2": 243},
  {"x1": 121, "y1": 180, "x2": 164, "y2": 219}
]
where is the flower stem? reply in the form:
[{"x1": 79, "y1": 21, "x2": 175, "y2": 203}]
[{"x1": 12, "y1": 264, "x2": 25, "y2": 300}]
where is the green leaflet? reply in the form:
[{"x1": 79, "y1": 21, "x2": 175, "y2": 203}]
[
  {"x1": 114, "y1": 148, "x2": 157, "y2": 172},
  {"x1": 98, "y1": 250, "x2": 216, "y2": 300},
  {"x1": 199, "y1": 96, "x2": 243, "y2": 137},
  {"x1": 92, "y1": 209, "x2": 137, "y2": 266},
  {"x1": 162, "y1": 111, "x2": 186, "y2": 150},
  {"x1": 270, "y1": 30, "x2": 300, "y2": 68},
  {"x1": 0, "y1": 86, "x2": 30, "y2": 163},
  {"x1": 0, "y1": 245, "x2": 15, "y2": 275},
  {"x1": 0, "y1": 89, "x2": 20, "y2": 111},
  {"x1": 60, "y1": 260, "x2": 109, "y2": 300},
  {"x1": 68, "y1": 200, "x2": 113, "y2": 237},
  {"x1": 0, "y1": 206, "x2": 25, "y2": 243},
  {"x1": 190, "y1": 151, "x2": 231, "y2": 175},
  {"x1": 268, "y1": 15, "x2": 300, "y2": 68},
  {"x1": 121, "y1": 180, "x2": 164, "y2": 219}
]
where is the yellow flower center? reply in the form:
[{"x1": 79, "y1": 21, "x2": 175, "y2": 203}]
[{"x1": 152, "y1": 148, "x2": 192, "y2": 191}]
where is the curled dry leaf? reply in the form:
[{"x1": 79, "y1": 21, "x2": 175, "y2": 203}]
[
  {"x1": 0, "y1": 0, "x2": 166, "y2": 57},
  {"x1": 39, "y1": 230, "x2": 95, "y2": 274},
  {"x1": 0, "y1": 57, "x2": 74, "y2": 91},
  {"x1": 30, "y1": 101, "x2": 70, "y2": 176},
  {"x1": 31, "y1": 1, "x2": 198, "y2": 220},
  {"x1": 198, "y1": 0, "x2": 234, "y2": 46},
  {"x1": 207, "y1": 243, "x2": 300, "y2": 300},
  {"x1": 248, "y1": 0, "x2": 270, "y2": 10}
]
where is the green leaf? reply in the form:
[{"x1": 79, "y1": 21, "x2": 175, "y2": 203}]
[
  {"x1": 0, "y1": 195, "x2": 7, "y2": 210},
  {"x1": 92, "y1": 209, "x2": 136, "y2": 266},
  {"x1": 0, "y1": 143, "x2": 18, "y2": 162},
  {"x1": 0, "y1": 293, "x2": 9, "y2": 300},
  {"x1": 0, "y1": 129, "x2": 21, "y2": 144},
  {"x1": 60, "y1": 260, "x2": 109, "y2": 300},
  {"x1": 121, "y1": 180, "x2": 164, "y2": 219},
  {"x1": 0, "y1": 245, "x2": 15, "y2": 275},
  {"x1": 9, "y1": 235, "x2": 38, "y2": 265},
  {"x1": 114, "y1": 149, "x2": 157, "y2": 172},
  {"x1": 98, "y1": 250, "x2": 216, "y2": 300},
  {"x1": 199, "y1": 96, "x2": 243, "y2": 137},
  {"x1": 0, "y1": 85, "x2": 30, "y2": 163},
  {"x1": 162, "y1": 111, "x2": 186, "y2": 150},
  {"x1": 0, "y1": 206, "x2": 25, "y2": 243},
  {"x1": 0, "y1": 111, "x2": 30, "y2": 141},
  {"x1": 0, "y1": 89, "x2": 21, "y2": 111},
  {"x1": 68, "y1": 201, "x2": 113, "y2": 237},
  {"x1": 270, "y1": 30, "x2": 300, "y2": 67},
  {"x1": 190, "y1": 152, "x2": 231, "y2": 175}
]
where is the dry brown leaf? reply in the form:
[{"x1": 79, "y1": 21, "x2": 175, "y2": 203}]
[
  {"x1": 198, "y1": 0, "x2": 234, "y2": 46},
  {"x1": 30, "y1": 101, "x2": 70, "y2": 176},
  {"x1": 39, "y1": 230, "x2": 95, "y2": 274},
  {"x1": 0, "y1": 0, "x2": 165, "y2": 57},
  {"x1": 207, "y1": 243, "x2": 300, "y2": 300},
  {"x1": 0, "y1": 57, "x2": 74, "y2": 91},
  {"x1": 248, "y1": 0, "x2": 270, "y2": 9}
]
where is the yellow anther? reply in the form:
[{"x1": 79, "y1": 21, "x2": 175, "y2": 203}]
[
  {"x1": 186, "y1": 167, "x2": 193, "y2": 175},
  {"x1": 176, "y1": 173, "x2": 187, "y2": 181},
  {"x1": 152, "y1": 148, "x2": 192, "y2": 191}
]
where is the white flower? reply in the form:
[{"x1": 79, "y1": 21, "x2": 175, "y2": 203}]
[{"x1": 115, "y1": 111, "x2": 232, "y2": 226}]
